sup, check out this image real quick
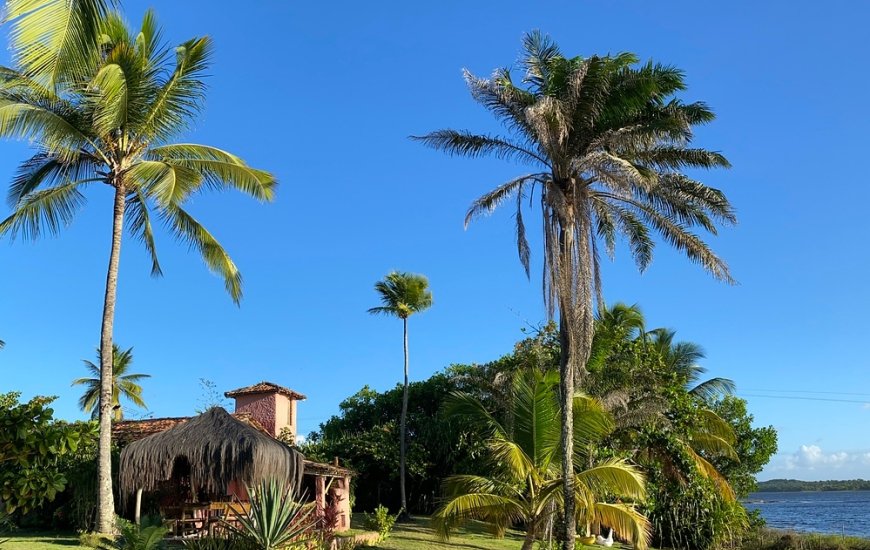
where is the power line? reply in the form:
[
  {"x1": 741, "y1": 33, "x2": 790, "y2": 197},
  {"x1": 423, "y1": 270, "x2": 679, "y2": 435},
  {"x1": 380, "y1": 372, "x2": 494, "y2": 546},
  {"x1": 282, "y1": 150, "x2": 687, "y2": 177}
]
[
  {"x1": 737, "y1": 393, "x2": 870, "y2": 404},
  {"x1": 741, "y1": 388, "x2": 870, "y2": 397}
]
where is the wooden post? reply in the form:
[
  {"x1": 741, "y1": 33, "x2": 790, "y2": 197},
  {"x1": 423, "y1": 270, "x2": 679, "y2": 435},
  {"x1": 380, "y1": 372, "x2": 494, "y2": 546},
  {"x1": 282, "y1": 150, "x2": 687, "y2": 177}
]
[
  {"x1": 314, "y1": 476, "x2": 326, "y2": 518},
  {"x1": 134, "y1": 488, "x2": 143, "y2": 525}
]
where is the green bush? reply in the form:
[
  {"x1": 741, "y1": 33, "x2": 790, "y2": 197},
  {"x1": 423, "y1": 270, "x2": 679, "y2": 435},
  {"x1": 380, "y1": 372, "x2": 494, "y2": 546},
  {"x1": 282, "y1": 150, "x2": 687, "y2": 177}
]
[
  {"x1": 362, "y1": 505, "x2": 397, "y2": 542},
  {"x1": 78, "y1": 532, "x2": 113, "y2": 549},
  {"x1": 114, "y1": 517, "x2": 168, "y2": 550},
  {"x1": 742, "y1": 529, "x2": 870, "y2": 550}
]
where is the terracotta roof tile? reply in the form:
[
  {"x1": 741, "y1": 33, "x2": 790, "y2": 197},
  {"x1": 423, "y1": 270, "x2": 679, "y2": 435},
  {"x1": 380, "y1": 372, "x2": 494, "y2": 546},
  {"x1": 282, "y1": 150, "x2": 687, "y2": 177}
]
[{"x1": 224, "y1": 381, "x2": 306, "y2": 401}]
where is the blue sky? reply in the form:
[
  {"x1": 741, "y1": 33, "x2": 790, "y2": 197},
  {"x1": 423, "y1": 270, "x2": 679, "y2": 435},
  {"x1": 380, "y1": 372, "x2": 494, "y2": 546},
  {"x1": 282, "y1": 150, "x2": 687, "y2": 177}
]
[{"x1": 1, "y1": 1, "x2": 868, "y2": 482}]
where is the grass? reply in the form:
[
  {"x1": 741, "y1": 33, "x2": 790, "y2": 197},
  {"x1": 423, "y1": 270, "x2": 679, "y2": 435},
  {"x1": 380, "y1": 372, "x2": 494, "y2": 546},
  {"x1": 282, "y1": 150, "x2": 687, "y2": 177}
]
[
  {"x1": 2, "y1": 532, "x2": 87, "y2": 550},
  {"x1": 351, "y1": 515, "x2": 527, "y2": 549},
  {"x1": 2, "y1": 520, "x2": 603, "y2": 550}
]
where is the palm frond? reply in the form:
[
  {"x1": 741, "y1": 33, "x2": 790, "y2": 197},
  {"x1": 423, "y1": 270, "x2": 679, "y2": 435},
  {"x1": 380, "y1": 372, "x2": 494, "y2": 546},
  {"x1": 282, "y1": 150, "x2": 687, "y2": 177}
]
[
  {"x1": 690, "y1": 377, "x2": 736, "y2": 400},
  {"x1": 3, "y1": 0, "x2": 113, "y2": 88},
  {"x1": 592, "y1": 502, "x2": 651, "y2": 550},
  {"x1": 159, "y1": 205, "x2": 242, "y2": 303},
  {"x1": 431, "y1": 493, "x2": 525, "y2": 540},
  {"x1": 574, "y1": 458, "x2": 646, "y2": 501},
  {"x1": 0, "y1": 101, "x2": 95, "y2": 162},
  {"x1": 125, "y1": 189, "x2": 162, "y2": 276},
  {"x1": 138, "y1": 37, "x2": 211, "y2": 140},
  {"x1": 412, "y1": 129, "x2": 549, "y2": 167},
  {"x1": 0, "y1": 179, "x2": 92, "y2": 240},
  {"x1": 150, "y1": 144, "x2": 276, "y2": 202}
]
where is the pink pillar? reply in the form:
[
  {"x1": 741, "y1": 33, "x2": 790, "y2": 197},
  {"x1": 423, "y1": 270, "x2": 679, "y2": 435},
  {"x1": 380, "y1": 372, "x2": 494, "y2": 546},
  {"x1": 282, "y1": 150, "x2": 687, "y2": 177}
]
[
  {"x1": 314, "y1": 476, "x2": 326, "y2": 517},
  {"x1": 328, "y1": 476, "x2": 352, "y2": 531}
]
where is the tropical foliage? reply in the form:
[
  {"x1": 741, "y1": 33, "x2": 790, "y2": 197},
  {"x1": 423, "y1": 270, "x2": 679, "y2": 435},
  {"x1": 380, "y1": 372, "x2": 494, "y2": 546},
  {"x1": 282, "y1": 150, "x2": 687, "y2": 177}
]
[
  {"x1": 307, "y1": 306, "x2": 776, "y2": 550},
  {"x1": 72, "y1": 344, "x2": 149, "y2": 421},
  {"x1": 0, "y1": 392, "x2": 96, "y2": 514},
  {"x1": 434, "y1": 369, "x2": 649, "y2": 550},
  {"x1": 369, "y1": 271, "x2": 433, "y2": 515},
  {"x1": 0, "y1": 2, "x2": 276, "y2": 532},
  {"x1": 414, "y1": 31, "x2": 734, "y2": 547}
]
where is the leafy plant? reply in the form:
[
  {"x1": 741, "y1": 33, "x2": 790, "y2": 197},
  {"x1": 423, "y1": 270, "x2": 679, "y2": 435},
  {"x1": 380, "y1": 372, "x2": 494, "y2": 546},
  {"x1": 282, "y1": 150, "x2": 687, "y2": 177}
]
[
  {"x1": 0, "y1": 392, "x2": 96, "y2": 514},
  {"x1": 362, "y1": 505, "x2": 397, "y2": 542},
  {"x1": 78, "y1": 531, "x2": 113, "y2": 549},
  {"x1": 114, "y1": 517, "x2": 167, "y2": 550},
  {"x1": 228, "y1": 479, "x2": 315, "y2": 550}
]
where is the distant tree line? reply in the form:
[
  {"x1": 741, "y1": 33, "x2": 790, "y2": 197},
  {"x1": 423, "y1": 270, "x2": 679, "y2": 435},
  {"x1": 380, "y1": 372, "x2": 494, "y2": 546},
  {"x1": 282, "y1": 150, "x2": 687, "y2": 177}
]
[{"x1": 756, "y1": 479, "x2": 870, "y2": 492}]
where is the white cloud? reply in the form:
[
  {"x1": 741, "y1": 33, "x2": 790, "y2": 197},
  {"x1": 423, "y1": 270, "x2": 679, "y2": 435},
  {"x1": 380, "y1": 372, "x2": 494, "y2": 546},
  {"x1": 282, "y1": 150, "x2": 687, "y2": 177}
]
[
  {"x1": 762, "y1": 445, "x2": 870, "y2": 480},
  {"x1": 862, "y1": 403, "x2": 870, "y2": 410}
]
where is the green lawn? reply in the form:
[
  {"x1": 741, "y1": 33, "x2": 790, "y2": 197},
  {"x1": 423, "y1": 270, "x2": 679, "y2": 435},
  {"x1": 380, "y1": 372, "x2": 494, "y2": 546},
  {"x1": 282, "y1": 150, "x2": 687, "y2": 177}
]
[
  {"x1": 2, "y1": 532, "x2": 86, "y2": 550},
  {"x1": 2, "y1": 520, "x2": 598, "y2": 550},
  {"x1": 351, "y1": 515, "x2": 527, "y2": 549}
]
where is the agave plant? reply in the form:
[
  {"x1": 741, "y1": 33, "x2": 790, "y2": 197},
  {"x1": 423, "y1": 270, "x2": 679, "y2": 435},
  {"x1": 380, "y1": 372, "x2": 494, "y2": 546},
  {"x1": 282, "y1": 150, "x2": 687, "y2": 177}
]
[{"x1": 228, "y1": 479, "x2": 315, "y2": 550}]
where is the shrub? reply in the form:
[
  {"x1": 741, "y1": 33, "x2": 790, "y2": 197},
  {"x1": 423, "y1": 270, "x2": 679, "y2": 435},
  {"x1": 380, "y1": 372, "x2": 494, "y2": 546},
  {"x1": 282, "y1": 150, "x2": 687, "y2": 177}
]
[
  {"x1": 362, "y1": 505, "x2": 397, "y2": 542},
  {"x1": 78, "y1": 532, "x2": 113, "y2": 549},
  {"x1": 114, "y1": 517, "x2": 168, "y2": 550}
]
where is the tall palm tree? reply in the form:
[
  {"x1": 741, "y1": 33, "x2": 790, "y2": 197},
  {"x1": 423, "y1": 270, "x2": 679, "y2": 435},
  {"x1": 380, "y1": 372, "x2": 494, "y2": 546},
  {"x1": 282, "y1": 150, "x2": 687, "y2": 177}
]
[
  {"x1": 368, "y1": 271, "x2": 433, "y2": 515},
  {"x1": 434, "y1": 369, "x2": 650, "y2": 550},
  {"x1": 72, "y1": 344, "x2": 149, "y2": 421},
  {"x1": 414, "y1": 32, "x2": 734, "y2": 548},
  {"x1": 0, "y1": 7, "x2": 276, "y2": 533}
]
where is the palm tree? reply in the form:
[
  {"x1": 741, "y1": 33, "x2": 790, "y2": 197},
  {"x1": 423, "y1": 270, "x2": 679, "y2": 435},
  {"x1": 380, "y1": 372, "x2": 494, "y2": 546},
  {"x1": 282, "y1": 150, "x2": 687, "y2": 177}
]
[
  {"x1": 414, "y1": 32, "x2": 734, "y2": 548},
  {"x1": 72, "y1": 344, "x2": 149, "y2": 421},
  {"x1": 434, "y1": 369, "x2": 650, "y2": 550},
  {"x1": 0, "y1": 7, "x2": 276, "y2": 533},
  {"x1": 368, "y1": 271, "x2": 433, "y2": 515},
  {"x1": 586, "y1": 304, "x2": 739, "y2": 501},
  {"x1": 646, "y1": 328, "x2": 735, "y2": 400}
]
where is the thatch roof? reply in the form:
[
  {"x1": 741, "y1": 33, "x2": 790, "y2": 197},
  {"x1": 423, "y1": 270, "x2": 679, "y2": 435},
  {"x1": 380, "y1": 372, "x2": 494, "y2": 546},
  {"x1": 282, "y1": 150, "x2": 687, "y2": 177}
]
[
  {"x1": 119, "y1": 407, "x2": 304, "y2": 496},
  {"x1": 225, "y1": 381, "x2": 307, "y2": 401}
]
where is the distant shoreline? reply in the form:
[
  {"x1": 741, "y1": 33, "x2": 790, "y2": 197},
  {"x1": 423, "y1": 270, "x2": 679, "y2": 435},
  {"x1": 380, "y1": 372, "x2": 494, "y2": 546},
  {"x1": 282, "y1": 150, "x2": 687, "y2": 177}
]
[{"x1": 756, "y1": 478, "x2": 870, "y2": 492}]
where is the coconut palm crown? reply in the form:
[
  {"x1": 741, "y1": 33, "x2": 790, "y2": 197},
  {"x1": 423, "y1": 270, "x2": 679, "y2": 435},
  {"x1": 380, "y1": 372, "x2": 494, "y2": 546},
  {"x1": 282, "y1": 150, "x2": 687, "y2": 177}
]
[
  {"x1": 414, "y1": 32, "x2": 734, "y2": 547},
  {"x1": 0, "y1": 10, "x2": 276, "y2": 291},
  {"x1": 368, "y1": 271, "x2": 433, "y2": 319},
  {"x1": 72, "y1": 344, "x2": 149, "y2": 421}
]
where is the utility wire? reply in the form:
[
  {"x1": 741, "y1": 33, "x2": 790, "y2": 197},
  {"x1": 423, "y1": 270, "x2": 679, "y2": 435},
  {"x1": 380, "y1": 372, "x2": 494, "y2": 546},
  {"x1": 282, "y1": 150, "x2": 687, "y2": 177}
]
[
  {"x1": 737, "y1": 393, "x2": 870, "y2": 404},
  {"x1": 741, "y1": 388, "x2": 870, "y2": 397}
]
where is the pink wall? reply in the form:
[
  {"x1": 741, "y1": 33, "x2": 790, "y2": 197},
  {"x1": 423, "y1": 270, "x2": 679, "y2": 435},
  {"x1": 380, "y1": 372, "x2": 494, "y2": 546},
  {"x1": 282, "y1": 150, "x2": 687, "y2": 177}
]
[
  {"x1": 234, "y1": 393, "x2": 278, "y2": 436},
  {"x1": 233, "y1": 393, "x2": 297, "y2": 440}
]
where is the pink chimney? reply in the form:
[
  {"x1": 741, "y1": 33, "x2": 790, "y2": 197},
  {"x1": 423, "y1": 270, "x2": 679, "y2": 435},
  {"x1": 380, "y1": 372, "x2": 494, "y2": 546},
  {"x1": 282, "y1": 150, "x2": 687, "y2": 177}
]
[{"x1": 224, "y1": 381, "x2": 306, "y2": 442}]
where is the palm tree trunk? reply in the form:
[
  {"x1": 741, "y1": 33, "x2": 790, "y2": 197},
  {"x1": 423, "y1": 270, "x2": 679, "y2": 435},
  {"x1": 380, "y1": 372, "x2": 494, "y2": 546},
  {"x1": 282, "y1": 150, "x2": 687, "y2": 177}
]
[
  {"x1": 400, "y1": 316, "x2": 409, "y2": 517},
  {"x1": 522, "y1": 522, "x2": 538, "y2": 550},
  {"x1": 559, "y1": 309, "x2": 576, "y2": 550},
  {"x1": 96, "y1": 184, "x2": 126, "y2": 534},
  {"x1": 558, "y1": 205, "x2": 596, "y2": 550}
]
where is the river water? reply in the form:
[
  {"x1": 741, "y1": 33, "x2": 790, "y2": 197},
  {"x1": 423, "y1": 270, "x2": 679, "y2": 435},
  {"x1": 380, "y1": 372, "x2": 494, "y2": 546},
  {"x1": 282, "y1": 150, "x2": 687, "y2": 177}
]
[{"x1": 745, "y1": 491, "x2": 870, "y2": 538}]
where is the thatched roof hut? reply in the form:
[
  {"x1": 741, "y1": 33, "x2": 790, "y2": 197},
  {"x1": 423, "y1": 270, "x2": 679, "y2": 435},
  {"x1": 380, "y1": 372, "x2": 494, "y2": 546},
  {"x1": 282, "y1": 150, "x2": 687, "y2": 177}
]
[{"x1": 119, "y1": 407, "x2": 304, "y2": 497}]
